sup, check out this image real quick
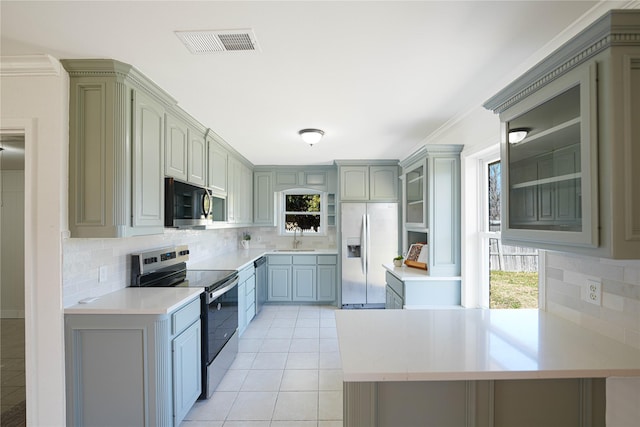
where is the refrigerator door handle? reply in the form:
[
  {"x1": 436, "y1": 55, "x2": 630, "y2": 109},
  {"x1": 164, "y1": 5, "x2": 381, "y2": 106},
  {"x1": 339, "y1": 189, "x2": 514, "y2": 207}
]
[
  {"x1": 366, "y1": 214, "x2": 371, "y2": 273},
  {"x1": 361, "y1": 214, "x2": 367, "y2": 275}
]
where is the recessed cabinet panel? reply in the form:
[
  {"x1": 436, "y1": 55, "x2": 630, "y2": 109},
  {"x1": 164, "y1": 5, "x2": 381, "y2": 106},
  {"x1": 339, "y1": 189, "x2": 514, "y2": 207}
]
[
  {"x1": 370, "y1": 166, "x2": 398, "y2": 201},
  {"x1": 188, "y1": 131, "x2": 206, "y2": 186},
  {"x1": 165, "y1": 114, "x2": 188, "y2": 181},
  {"x1": 207, "y1": 139, "x2": 228, "y2": 195},
  {"x1": 341, "y1": 166, "x2": 369, "y2": 201}
]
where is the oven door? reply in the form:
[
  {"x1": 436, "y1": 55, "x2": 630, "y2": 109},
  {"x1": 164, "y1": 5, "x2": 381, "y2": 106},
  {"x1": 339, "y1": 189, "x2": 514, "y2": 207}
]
[{"x1": 205, "y1": 277, "x2": 239, "y2": 365}]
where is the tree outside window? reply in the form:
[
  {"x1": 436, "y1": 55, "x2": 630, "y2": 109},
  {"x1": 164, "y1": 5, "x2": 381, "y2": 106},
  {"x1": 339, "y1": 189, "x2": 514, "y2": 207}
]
[{"x1": 284, "y1": 193, "x2": 322, "y2": 233}]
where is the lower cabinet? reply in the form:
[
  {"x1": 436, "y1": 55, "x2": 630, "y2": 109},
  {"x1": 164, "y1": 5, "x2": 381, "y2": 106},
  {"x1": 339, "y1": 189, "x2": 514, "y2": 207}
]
[
  {"x1": 267, "y1": 254, "x2": 337, "y2": 303},
  {"x1": 385, "y1": 286, "x2": 404, "y2": 310},
  {"x1": 238, "y1": 264, "x2": 256, "y2": 336},
  {"x1": 385, "y1": 271, "x2": 461, "y2": 308},
  {"x1": 64, "y1": 297, "x2": 202, "y2": 427}
]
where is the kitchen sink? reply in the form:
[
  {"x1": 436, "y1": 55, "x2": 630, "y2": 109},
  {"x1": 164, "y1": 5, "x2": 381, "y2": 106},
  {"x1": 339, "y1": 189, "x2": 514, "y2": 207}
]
[{"x1": 273, "y1": 249, "x2": 315, "y2": 252}]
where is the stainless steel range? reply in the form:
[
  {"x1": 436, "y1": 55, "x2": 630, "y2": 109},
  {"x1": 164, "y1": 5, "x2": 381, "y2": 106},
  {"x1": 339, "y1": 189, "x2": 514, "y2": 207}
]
[{"x1": 130, "y1": 245, "x2": 238, "y2": 399}]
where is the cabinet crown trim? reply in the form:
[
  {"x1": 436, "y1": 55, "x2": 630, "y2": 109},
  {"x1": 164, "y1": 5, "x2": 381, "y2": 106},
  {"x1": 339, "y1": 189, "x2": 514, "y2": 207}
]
[
  {"x1": 399, "y1": 144, "x2": 463, "y2": 168},
  {"x1": 484, "y1": 10, "x2": 640, "y2": 114}
]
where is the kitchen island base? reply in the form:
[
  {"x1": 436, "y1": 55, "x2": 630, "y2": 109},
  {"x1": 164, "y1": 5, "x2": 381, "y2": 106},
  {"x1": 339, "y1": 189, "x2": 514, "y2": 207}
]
[{"x1": 344, "y1": 378, "x2": 605, "y2": 427}]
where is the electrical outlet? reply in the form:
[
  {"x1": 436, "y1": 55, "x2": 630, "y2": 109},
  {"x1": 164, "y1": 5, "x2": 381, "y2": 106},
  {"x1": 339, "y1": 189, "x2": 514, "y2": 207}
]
[
  {"x1": 585, "y1": 279, "x2": 601, "y2": 306},
  {"x1": 99, "y1": 266, "x2": 108, "y2": 283},
  {"x1": 257, "y1": 236, "x2": 262, "y2": 242}
]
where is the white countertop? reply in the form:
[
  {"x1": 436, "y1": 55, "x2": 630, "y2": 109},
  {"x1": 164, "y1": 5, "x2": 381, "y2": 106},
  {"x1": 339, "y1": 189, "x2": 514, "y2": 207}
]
[
  {"x1": 189, "y1": 248, "x2": 338, "y2": 271},
  {"x1": 64, "y1": 287, "x2": 203, "y2": 315},
  {"x1": 336, "y1": 308, "x2": 640, "y2": 382},
  {"x1": 383, "y1": 263, "x2": 461, "y2": 281}
]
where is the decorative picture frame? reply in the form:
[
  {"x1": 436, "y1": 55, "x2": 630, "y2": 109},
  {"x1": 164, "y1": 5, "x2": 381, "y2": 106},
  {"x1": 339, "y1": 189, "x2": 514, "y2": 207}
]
[
  {"x1": 406, "y1": 243, "x2": 424, "y2": 261},
  {"x1": 405, "y1": 243, "x2": 428, "y2": 270}
]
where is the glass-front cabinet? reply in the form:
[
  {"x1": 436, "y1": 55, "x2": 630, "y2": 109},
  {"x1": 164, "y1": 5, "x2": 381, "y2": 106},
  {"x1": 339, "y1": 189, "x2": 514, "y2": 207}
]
[
  {"x1": 500, "y1": 64, "x2": 598, "y2": 248},
  {"x1": 404, "y1": 160, "x2": 427, "y2": 229}
]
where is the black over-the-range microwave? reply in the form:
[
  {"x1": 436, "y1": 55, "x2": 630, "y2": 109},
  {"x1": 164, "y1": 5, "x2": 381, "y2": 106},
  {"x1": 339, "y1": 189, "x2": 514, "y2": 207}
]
[{"x1": 164, "y1": 177, "x2": 226, "y2": 228}]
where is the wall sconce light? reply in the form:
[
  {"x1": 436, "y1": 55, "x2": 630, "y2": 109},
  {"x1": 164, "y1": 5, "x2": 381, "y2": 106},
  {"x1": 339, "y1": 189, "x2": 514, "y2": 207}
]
[
  {"x1": 508, "y1": 128, "x2": 530, "y2": 144},
  {"x1": 299, "y1": 129, "x2": 324, "y2": 146}
]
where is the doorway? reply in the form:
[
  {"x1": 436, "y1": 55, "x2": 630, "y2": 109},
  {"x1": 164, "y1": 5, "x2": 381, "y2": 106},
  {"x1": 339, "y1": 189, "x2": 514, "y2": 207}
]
[
  {"x1": 0, "y1": 134, "x2": 26, "y2": 426},
  {"x1": 486, "y1": 160, "x2": 538, "y2": 309}
]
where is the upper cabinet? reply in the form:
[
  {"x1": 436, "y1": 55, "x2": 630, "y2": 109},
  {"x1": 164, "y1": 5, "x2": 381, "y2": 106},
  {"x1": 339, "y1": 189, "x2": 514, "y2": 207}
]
[
  {"x1": 63, "y1": 59, "x2": 175, "y2": 237},
  {"x1": 336, "y1": 161, "x2": 399, "y2": 201},
  {"x1": 63, "y1": 59, "x2": 258, "y2": 235},
  {"x1": 206, "y1": 132, "x2": 228, "y2": 196},
  {"x1": 400, "y1": 145, "x2": 463, "y2": 277},
  {"x1": 165, "y1": 111, "x2": 206, "y2": 187},
  {"x1": 484, "y1": 10, "x2": 640, "y2": 259},
  {"x1": 227, "y1": 154, "x2": 253, "y2": 225}
]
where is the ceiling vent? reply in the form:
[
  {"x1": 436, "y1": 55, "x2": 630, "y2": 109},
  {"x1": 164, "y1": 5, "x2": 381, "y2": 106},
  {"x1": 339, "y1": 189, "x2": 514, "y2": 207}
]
[{"x1": 175, "y1": 29, "x2": 259, "y2": 54}]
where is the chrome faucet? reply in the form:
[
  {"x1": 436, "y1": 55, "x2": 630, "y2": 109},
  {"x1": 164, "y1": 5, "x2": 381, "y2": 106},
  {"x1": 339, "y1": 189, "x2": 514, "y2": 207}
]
[{"x1": 292, "y1": 227, "x2": 301, "y2": 249}]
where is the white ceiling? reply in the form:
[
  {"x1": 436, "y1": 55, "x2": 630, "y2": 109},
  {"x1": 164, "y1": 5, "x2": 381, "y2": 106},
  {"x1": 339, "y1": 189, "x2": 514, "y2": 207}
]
[{"x1": 0, "y1": 1, "x2": 623, "y2": 165}]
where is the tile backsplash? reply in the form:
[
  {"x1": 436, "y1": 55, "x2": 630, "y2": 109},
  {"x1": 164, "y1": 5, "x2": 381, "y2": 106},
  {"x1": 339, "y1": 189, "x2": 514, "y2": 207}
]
[
  {"x1": 545, "y1": 251, "x2": 640, "y2": 350},
  {"x1": 62, "y1": 226, "x2": 337, "y2": 307}
]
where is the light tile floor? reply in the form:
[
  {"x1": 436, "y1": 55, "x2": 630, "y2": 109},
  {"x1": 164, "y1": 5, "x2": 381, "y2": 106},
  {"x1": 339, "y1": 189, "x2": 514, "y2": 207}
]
[{"x1": 181, "y1": 305, "x2": 343, "y2": 427}]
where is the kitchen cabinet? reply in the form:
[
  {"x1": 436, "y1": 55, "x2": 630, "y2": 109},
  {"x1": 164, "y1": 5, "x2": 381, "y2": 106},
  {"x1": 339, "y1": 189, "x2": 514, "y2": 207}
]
[
  {"x1": 317, "y1": 255, "x2": 337, "y2": 301},
  {"x1": 165, "y1": 113, "x2": 188, "y2": 182},
  {"x1": 187, "y1": 127, "x2": 206, "y2": 186},
  {"x1": 400, "y1": 145, "x2": 463, "y2": 278},
  {"x1": 336, "y1": 162, "x2": 399, "y2": 202},
  {"x1": 254, "y1": 166, "x2": 337, "y2": 227},
  {"x1": 254, "y1": 171, "x2": 275, "y2": 226},
  {"x1": 384, "y1": 269, "x2": 460, "y2": 308},
  {"x1": 238, "y1": 264, "x2": 256, "y2": 336},
  {"x1": 271, "y1": 168, "x2": 330, "y2": 191},
  {"x1": 206, "y1": 132, "x2": 228, "y2": 196},
  {"x1": 484, "y1": 10, "x2": 640, "y2": 259},
  {"x1": 63, "y1": 59, "x2": 174, "y2": 237},
  {"x1": 64, "y1": 295, "x2": 202, "y2": 427},
  {"x1": 165, "y1": 111, "x2": 206, "y2": 187},
  {"x1": 227, "y1": 154, "x2": 253, "y2": 225},
  {"x1": 267, "y1": 254, "x2": 337, "y2": 303}
]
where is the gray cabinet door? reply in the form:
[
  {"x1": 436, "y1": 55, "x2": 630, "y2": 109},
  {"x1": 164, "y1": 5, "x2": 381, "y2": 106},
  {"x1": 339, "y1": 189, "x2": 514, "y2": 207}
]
[
  {"x1": 188, "y1": 130, "x2": 206, "y2": 186},
  {"x1": 207, "y1": 139, "x2": 228, "y2": 195},
  {"x1": 268, "y1": 266, "x2": 292, "y2": 301},
  {"x1": 370, "y1": 165, "x2": 398, "y2": 201},
  {"x1": 292, "y1": 265, "x2": 317, "y2": 301},
  {"x1": 238, "y1": 280, "x2": 247, "y2": 334},
  {"x1": 254, "y1": 171, "x2": 274, "y2": 225},
  {"x1": 172, "y1": 320, "x2": 202, "y2": 425},
  {"x1": 165, "y1": 113, "x2": 188, "y2": 181},
  {"x1": 341, "y1": 166, "x2": 369, "y2": 200},
  {"x1": 132, "y1": 89, "x2": 165, "y2": 229},
  {"x1": 317, "y1": 265, "x2": 336, "y2": 302}
]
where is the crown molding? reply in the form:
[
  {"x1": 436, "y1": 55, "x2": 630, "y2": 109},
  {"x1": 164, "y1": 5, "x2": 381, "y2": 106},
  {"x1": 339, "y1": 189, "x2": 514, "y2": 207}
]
[
  {"x1": 0, "y1": 54, "x2": 61, "y2": 77},
  {"x1": 484, "y1": 9, "x2": 640, "y2": 113}
]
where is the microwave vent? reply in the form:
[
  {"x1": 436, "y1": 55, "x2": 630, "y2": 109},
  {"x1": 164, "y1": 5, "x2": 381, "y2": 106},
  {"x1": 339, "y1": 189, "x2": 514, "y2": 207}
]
[{"x1": 175, "y1": 29, "x2": 259, "y2": 54}]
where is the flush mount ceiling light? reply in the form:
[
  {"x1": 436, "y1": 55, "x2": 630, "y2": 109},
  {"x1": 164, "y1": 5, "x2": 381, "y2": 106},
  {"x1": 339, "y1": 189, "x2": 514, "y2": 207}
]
[
  {"x1": 299, "y1": 129, "x2": 325, "y2": 146},
  {"x1": 508, "y1": 128, "x2": 530, "y2": 144}
]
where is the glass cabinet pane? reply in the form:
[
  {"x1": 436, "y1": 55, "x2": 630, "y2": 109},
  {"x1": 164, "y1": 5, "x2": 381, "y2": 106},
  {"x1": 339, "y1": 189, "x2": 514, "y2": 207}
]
[
  {"x1": 507, "y1": 85, "x2": 582, "y2": 232},
  {"x1": 406, "y1": 165, "x2": 424, "y2": 224}
]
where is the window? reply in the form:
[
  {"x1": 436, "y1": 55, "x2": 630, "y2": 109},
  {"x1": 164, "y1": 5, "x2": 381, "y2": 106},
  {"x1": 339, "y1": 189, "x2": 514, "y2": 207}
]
[{"x1": 280, "y1": 190, "x2": 326, "y2": 235}]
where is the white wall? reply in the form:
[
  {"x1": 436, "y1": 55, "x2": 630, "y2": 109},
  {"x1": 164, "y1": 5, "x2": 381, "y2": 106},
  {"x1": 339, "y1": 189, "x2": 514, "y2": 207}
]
[
  {"x1": 0, "y1": 55, "x2": 68, "y2": 426},
  {"x1": 0, "y1": 170, "x2": 25, "y2": 317}
]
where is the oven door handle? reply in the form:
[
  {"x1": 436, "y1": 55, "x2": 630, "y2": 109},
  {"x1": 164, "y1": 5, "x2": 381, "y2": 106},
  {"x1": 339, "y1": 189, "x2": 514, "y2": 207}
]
[{"x1": 207, "y1": 277, "x2": 239, "y2": 302}]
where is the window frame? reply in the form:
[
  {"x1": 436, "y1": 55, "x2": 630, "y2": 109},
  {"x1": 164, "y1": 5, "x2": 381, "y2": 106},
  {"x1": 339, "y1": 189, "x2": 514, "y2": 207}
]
[{"x1": 278, "y1": 188, "x2": 327, "y2": 236}]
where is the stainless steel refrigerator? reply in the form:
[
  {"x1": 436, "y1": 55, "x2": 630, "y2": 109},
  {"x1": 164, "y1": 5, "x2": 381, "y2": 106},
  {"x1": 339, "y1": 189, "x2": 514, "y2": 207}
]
[{"x1": 341, "y1": 202, "x2": 398, "y2": 308}]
